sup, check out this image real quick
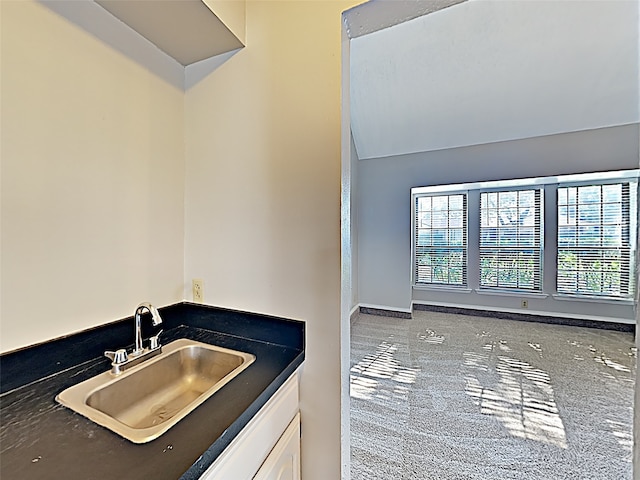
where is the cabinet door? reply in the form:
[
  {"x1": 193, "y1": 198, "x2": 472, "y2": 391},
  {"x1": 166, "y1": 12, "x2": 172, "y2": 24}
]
[
  {"x1": 199, "y1": 373, "x2": 299, "y2": 480},
  {"x1": 253, "y1": 412, "x2": 301, "y2": 480}
]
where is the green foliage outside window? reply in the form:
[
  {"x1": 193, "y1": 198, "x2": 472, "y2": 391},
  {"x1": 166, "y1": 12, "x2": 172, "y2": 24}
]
[
  {"x1": 557, "y1": 250, "x2": 626, "y2": 296},
  {"x1": 416, "y1": 249, "x2": 465, "y2": 285},
  {"x1": 479, "y1": 252, "x2": 537, "y2": 289}
]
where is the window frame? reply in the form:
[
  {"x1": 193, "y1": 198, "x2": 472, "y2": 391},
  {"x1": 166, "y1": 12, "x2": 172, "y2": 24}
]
[
  {"x1": 478, "y1": 186, "x2": 544, "y2": 292},
  {"x1": 412, "y1": 190, "x2": 469, "y2": 288},
  {"x1": 555, "y1": 178, "x2": 637, "y2": 300}
]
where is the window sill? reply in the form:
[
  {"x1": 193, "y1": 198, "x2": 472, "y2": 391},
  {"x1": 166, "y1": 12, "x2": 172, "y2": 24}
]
[
  {"x1": 552, "y1": 294, "x2": 634, "y2": 305},
  {"x1": 474, "y1": 289, "x2": 549, "y2": 298},
  {"x1": 413, "y1": 285, "x2": 472, "y2": 294}
]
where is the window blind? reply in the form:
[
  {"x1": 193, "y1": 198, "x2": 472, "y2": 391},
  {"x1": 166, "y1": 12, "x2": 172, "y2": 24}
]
[
  {"x1": 479, "y1": 189, "x2": 543, "y2": 291},
  {"x1": 557, "y1": 181, "x2": 636, "y2": 298},
  {"x1": 414, "y1": 193, "x2": 467, "y2": 286}
]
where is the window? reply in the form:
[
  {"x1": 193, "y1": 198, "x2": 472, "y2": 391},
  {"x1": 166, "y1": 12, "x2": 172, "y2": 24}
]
[
  {"x1": 411, "y1": 169, "x2": 638, "y2": 303},
  {"x1": 414, "y1": 193, "x2": 467, "y2": 286},
  {"x1": 479, "y1": 189, "x2": 542, "y2": 291},
  {"x1": 557, "y1": 181, "x2": 637, "y2": 298}
]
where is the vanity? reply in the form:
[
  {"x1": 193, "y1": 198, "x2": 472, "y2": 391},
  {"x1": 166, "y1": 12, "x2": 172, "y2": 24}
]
[{"x1": 0, "y1": 303, "x2": 305, "y2": 479}]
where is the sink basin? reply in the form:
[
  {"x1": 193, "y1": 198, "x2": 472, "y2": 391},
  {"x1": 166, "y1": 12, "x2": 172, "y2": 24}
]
[{"x1": 56, "y1": 338, "x2": 255, "y2": 443}]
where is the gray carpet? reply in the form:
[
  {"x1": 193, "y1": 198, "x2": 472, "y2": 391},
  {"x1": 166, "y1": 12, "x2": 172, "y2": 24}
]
[{"x1": 350, "y1": 310, "x2": 636, "y2": 480}]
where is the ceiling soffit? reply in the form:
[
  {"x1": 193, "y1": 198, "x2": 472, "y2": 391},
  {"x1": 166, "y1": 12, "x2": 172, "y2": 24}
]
[{"x1": 96, "y1": 0, "x2": 244, "y2": 66}]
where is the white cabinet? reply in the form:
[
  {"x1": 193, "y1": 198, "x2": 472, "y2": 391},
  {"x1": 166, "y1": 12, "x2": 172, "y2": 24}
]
[
  {"x1": 253, "y1": 413, "x2": 301, "y2": 480},
  {"x1": 200, "y1": 372, "x2": 300, "y2": 480}
]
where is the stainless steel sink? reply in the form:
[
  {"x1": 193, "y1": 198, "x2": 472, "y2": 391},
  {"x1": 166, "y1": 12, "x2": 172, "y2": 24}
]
[{"x1": 56, "y1": 338, "x2": 255, "y2": 443}]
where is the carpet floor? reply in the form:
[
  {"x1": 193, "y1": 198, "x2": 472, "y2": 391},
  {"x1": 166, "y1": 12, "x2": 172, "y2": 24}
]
[{"x1": 350, "y1": 310, "x2": 635, "y2": 480}]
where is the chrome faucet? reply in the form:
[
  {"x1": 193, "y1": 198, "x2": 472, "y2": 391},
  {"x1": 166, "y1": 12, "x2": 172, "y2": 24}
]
[
  {"x1": 133, "y1": 302, "x2": 163, "y2": 356},
  {"x1": 104, "y1": 302, "x2": 164, "y2": 375}
]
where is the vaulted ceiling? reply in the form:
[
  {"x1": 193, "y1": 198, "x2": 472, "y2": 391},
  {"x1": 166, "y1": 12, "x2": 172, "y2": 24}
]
[{"x1": 348, "y1": 0, "x2": 639, "y2": 160}]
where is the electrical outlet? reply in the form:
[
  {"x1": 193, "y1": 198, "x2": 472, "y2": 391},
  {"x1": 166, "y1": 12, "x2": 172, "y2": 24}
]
[
  {"x1": 521, "y1": 299, "x2": 528, "y2": 309},
  {"x1": 193, "y1": 279, "x2": 204, "y2": 303}
]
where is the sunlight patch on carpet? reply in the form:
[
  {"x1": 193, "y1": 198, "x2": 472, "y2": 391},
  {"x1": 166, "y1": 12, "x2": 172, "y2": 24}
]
[{"x1": 464, "y1": 353, "x2": 567, "y2": 449}]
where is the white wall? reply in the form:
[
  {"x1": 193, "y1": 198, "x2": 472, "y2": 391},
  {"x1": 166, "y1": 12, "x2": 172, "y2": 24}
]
[
  {"x1": 357, "y1": 125, "x2": 640, "y2": 319},
  {"x1": 183, "y1": 1, "x2": 359, "y2": 479},
  {"x1": 350, "y1": 0, "x2": 639, "y2": 159},
  {"x1": 205, "y1": 0, "x2": 246, "y2": 45},
  {"x1": 0, "y1": 1, "x2": 185, "y2": 352},
  {"x1": 350, "y1": 134, "x2": 360, "y2": 312}
]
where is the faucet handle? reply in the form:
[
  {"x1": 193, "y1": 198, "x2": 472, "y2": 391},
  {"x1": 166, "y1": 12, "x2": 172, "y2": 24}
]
[
  {"x1": 105, "y1": 349, "x2": 128, "y2": 364},
  {"x1": 149, "y1": 330, "x2": 163, "y2": 350}
]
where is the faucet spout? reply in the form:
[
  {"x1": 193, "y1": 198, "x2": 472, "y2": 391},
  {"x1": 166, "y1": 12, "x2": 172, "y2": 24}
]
[{"x1": 133, "y1": 302, "x2": 163, "y2": 356}]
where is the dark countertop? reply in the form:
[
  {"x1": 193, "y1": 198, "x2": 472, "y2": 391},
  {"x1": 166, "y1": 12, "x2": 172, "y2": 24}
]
[{"x1": 0, "y1": 303, "x2": 305, "y2": 480}]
